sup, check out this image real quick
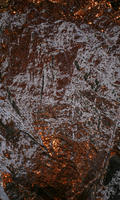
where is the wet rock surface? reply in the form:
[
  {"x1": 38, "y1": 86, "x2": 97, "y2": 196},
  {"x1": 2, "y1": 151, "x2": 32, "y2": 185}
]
[{"x1": 0, "y1": 0, "x2": 120, "y2": 199}]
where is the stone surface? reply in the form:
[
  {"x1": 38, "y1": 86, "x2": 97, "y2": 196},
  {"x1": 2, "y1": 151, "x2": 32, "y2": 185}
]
[{"x1": 0, "y1": 0, "x2": 120, "y2": 199}]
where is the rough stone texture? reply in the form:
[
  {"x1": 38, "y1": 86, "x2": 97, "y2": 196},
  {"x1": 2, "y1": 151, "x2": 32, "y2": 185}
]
[{"x1": 0, "y1": 0, "x2": 120, "y2": 199}]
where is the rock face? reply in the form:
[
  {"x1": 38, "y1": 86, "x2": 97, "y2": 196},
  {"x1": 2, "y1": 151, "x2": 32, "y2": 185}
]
[{"x1": 0, "y1": 0, "x2": 120, "y2": 199}]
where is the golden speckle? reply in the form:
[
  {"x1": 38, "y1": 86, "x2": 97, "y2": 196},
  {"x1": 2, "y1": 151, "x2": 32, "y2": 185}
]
[
  {"x1": 12, "y1": 11, "x2": 16, "y2": 14},
  {"x1": 88, "y1": 21, "x2": 92, "y2": 24},
  {"x1": 88, "y1": 6, "x2": 92, "y2": 10}
]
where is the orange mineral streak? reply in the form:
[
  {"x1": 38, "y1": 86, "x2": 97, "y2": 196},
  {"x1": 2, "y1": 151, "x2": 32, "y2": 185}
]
[
  {"x1": 49, "y1": 0, "x2": 61, "y2": 3},
  {"x1": 110, "y1": 151, "x2": 116, "y2": 157},
  {"x1": 28, "y1": 0, "x2": 44, "y2": 3},
  {"x1": 29, "y1": 130, "x2": 98, "y2": 192},
  {"x1": 2, "y1": 173, "x2": 12, "y2": 188},
  {"x1": 0, "y1": 96, "x2": 5, "y2": 100},
  {"x1": 52, "y1": 138, "x2": 61, "y2": 153},
  {"x1": 74, "y1": 9, "x2": 86, "y2": 17}
]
